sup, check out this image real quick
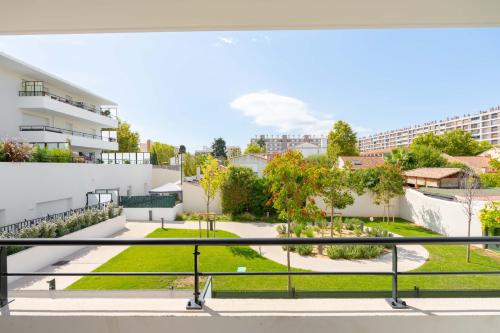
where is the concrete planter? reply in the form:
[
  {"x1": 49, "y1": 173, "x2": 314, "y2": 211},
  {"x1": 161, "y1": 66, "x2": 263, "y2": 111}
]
[{"x1": 7, "y1": 214, "x2": 126, "y2": 284}]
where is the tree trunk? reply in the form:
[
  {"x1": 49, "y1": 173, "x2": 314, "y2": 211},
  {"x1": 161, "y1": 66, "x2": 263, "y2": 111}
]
[
  {"x1": 330, "y1": 207, "x2": 334, "y2": 237},
  {"x1": 466, "y1": 216, "x2": 471, "y2": 263}
]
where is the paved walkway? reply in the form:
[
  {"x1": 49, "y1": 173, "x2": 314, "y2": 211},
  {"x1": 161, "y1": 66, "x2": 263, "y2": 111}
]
[
  {"x1": 164, "y1": 221, "x2": 429, "y2": 273},
  {"x1": 10, "y1": 220, "x2": 428, "y2": 290}
]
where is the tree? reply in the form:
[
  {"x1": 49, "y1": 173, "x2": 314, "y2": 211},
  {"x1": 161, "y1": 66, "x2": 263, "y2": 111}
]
[
  {"x1": 264, "y1": 150, "x2": 321, "y2": 292},
  {"x1": 410, "y1": 144, "x2": 448, "y2": 168},
  {"x1": 182, "y1": 153, "x2": 196, "y2": 176},
  {"x1": 200, "y1": 155, "x2": 225, "y2": 218},
  {"x1": 150, "y1": 142, "x2": 175, "y2": 165},
  {"x1": 385, "y1": 148, "x2": 416, "y2": 170},
  {"x1": 479, "y1": 201, "x2": 500, "y2": 236},
  {"x1": 372, "y1": 164, "x2": 405, "y2": 222},
  {"x1": 317, "y1": 166, "x2": 356, "y2": 237},
  {"x1": 327, "y1": 120, "x2": 359, "y2": 161},
  {"x1": 244, "y1": 143, "x2": 264, "y2": 154},
  {"x1": 411, "y1": 129, "x2": 492, "y2": 156},
  {"x1": 221, "y1": 166, "x2": 258, "y2": 215},
  {"x1": 459, "y1": 169, "x2": 479, "y2": 263},
  {"x1": 211, "y1": 137, "x2": 227, "y2": 160},
  {"x1": 117, "y1": 121, "x2": 139, "y2": 152},
  {"x1": 410, "y1": 132, "x2": 444, "y2": 151},
  {"x1": 256, "y1": 137, "x2": 266, "y2": 149},
  {"x1": 305, "y1": 154, "x2": 332, "y2": 167}
]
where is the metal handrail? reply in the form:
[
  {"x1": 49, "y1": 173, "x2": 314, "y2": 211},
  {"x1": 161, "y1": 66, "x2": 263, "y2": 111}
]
[
  {"x1": 0, "y1": 236, "x2": 499, "y2": 310},
  {"x1": 18, "y1": 90, "x2": 117, "y2": 118},
  {"x1": 19, "y1": 125, "x2": 116, "y2": 142}
]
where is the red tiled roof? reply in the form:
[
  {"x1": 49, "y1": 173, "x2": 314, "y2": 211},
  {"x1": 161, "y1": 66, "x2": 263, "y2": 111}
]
[
  {"x1": 404, "y1": 168, "x2": 463, "y2": 179},
  {"x1": 338, "y1": 156, "x2": 385, "y2": 169}
]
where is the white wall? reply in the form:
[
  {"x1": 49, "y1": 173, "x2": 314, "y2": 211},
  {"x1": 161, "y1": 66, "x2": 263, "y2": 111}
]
[
  {"x1": 229, "y1": 155, "x2": 268, "y2": 177},
  {"x1": 182, "y1": 182, "x2": 222, "y2": 214},
  {"x1": 400, "y1": 188, "x2": 484, "y2": 237},
  {"x1": 315, "y1": 192, "x2": 400, "y2": 218},
  {"x1": 0, "y1": 163, "x2": 152, "y2": 227},
  {"x1": 152, "y1": 168, "x2": 181, "y2": 187},
  {"x1": 7, "y1": 214, "x2": 126, "y2": 284},
  {"x1": 123, "y1": 203, "x2": 183, "y2": 221}
]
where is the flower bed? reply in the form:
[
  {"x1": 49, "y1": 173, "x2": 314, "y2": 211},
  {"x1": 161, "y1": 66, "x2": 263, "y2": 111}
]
[
  {"x1": 276, "y1": 218, "x2": 392, "y2": 260},
  {"x1": 1, "y1": 204, "x2": 122, "y2": 255}
]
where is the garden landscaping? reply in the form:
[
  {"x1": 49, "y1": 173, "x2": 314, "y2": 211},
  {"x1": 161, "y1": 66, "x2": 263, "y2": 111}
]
[{"x1": 67, "y1": 219, "x2": 500, "y2": 293}]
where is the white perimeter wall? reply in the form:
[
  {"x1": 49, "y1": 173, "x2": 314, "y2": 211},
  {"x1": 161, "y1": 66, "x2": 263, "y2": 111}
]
[
  {"x1": 400, "y1": 188, "x2": 484, "y2": 237},
  {"x1": 315, "y1": 192, "x2": 400, "y2": 218},
  {"x1": 7, "y1": 214, "x2": 126, "y2": 284},
  {"x1": 123, "y1": 203, "x2": 183, "y2": 221},
  {"x1": 182, "y1": 182, "x2": 222, "y2": 214},
  {"x1": 0, "y1": 163, "x2": 152, "y2": 227},
  {"x1": 152, "y1": 168, "x2": 181, "y2": 187}
]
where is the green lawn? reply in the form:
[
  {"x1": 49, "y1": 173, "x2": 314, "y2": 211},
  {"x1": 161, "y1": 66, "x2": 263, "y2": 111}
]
[{"x1": 67, "y1": 222, "x2": 499, "y2": 292}]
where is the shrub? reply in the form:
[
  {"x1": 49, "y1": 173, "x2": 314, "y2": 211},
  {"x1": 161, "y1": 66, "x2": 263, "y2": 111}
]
[
  {"x1": 1, "y1": 139, "x2": 31, "y2": 162},
  {"x1": 326, "y1": 244, "x2": 384, "y2": 259},
  {"x1": 276, "y1": 224, "x2": 287, "y2": 235},
  {"x1": 48, "y1": 148, "x2": 72, "y2": 163},
  {"x1": 304, "y1": 226, "x2": 314, "y2": 238},
  {"x1": 31, "y1": 146, "x2": 50, "y2": 162},
  {"x1": 296, "y1": 244, "x2": 314, "y2": 256},
  {"x1": 3, "y1": 204, "x2": 119, "y2": 255},
  {"x1": 292, "y1": 224, "x2": 303, "y2": 238},
  {"x1": 235, "y1": 212, "x2": 257, "y2": 221},
  {"x1": 480, "y1": 173, "x2": 500, "y2": 188}
]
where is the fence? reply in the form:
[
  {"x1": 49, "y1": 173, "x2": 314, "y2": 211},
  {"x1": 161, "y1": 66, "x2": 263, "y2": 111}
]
[
  {"x1": 0, "y1": 236, "x2": 499, "y2": 310},
  {"x1": 119, "y1": 195, "x2": 176, "y2": 208},
  {"x1": 0, "y1": 203, "x2": 109, "y2": 234}
]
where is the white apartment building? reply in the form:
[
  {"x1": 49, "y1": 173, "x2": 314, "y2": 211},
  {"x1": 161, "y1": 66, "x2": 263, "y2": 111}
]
[
  {"x1": 358, "y1": 106, "x2": 500, "y2": 153},
  {"x1": 250, "y1": 134, "x2": 328, "y2": 154},
  {"x1": 0, "y1": 52, "x2": 119, "y2": 161}
]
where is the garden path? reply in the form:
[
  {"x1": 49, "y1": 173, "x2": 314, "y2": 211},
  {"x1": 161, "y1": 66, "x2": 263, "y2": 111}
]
[
  {"x1": 10, "y1": 220, "x2": 428, "y2": 290},
  {"x1": 165, "y1": 221, "x2": 429, "y2": 273}
]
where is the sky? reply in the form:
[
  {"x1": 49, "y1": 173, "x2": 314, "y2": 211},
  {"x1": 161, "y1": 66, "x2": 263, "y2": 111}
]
[{"x1": 1, "y1": 28, "x2": 499, "y2": 151}]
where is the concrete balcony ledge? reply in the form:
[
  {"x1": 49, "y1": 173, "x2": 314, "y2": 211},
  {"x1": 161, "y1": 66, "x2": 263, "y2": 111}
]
[{"x1": 0, "y1": 292, "x2": 499, "y2": 333}]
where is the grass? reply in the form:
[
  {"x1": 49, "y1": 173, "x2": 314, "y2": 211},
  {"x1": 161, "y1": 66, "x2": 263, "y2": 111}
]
[{"x1": 67, "y1": 221, "x2": 499, "y2": 292}]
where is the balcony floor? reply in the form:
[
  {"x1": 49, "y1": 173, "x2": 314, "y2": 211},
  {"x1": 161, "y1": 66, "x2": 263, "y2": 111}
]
[{"x1": 1, "y1": 294, "x2": 499, "y2": 333}]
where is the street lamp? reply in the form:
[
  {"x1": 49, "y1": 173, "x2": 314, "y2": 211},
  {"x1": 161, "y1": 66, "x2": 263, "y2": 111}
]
[{"x1": 179, "y1": 145, "x2": 186, "y2": 185}]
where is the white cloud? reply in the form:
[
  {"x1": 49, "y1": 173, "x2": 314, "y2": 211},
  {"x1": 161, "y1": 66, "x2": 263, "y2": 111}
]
[
  {"x1": 230, "y1": 91, "x2": 335, "y2": 135},
  {"x1": 217, "y1": 36, "x2": 236, "y2": 45}
]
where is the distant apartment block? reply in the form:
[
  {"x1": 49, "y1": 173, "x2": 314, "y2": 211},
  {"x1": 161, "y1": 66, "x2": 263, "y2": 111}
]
[
  {"x1": 358, "y1": 106, "x2": 500, "y2": 153},
  {"x1": 250, "y1": 134, "x2": 327, "y2": 154},
  {"x1": 0, "y1": 52, "x2": 119, "y2": 161}
]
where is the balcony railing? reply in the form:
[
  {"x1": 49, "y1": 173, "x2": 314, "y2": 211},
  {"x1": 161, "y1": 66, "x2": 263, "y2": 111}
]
[
  {"x1": 18, "y1": 90, "x2": 117, "y2": 118},
  {"x1": 0, "y1": 236, "x2": 498, "y2": 310},
  {"x1": 19, "y1": 125, "x2": 117, "y2": 142}
]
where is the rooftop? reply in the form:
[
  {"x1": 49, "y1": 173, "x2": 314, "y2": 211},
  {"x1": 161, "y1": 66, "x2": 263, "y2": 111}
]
[
  {"x1": 0, "y1": 52, "x2": 116, "y2": 105},
  {"x1": 404, "y1": 168, "x2": 463, "y2": 179},
  {"x1": 339, "y1": 156, "x2": 385, "y2": 169}
]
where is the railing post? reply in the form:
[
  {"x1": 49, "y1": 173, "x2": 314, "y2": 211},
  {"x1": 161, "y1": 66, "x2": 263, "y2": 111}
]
[
  {"x1": 187, "y1": 245, "x2": 203, "y2": 309},
  {"x1": 390, "y1": 245, "x2": 407, "y2": 309},
  {"x1": 0, "y1": 246, "x2": 8, "y2": 308}
]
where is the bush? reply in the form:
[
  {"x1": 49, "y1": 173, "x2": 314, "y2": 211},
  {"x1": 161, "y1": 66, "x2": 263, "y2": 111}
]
[
  {"x1": 304, "y1": 226, "x2": 314, "y2": 238},
  {"x1": 276, "y1": 224, "x2": 287, "y2": 235},
  {"x1": 1, "y1": 139, "x2": 31, "y2": 162},
  {"x1": 480, "y1": 173, "x2": 500, "y2": 188},
  {"x1": 296, "y1": 244, "x2": 314, "y2": 256},
  {"x1": 291, "y1": 224, "x2": 303, "y2": 238},
  {"x1": 326, "y1": 244, "x2": 384, "y2": 259},
  {"x1": 3, "y1": 204, "x2": 120, "y2": 255}
]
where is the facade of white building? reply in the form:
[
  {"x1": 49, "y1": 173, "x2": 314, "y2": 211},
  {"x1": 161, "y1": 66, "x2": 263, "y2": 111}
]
[
  {"x1": 0, "y1": 52, "x2": 119, "y2": 161},
  {"x1": 358, "y1": 106, "x2": 500, "y2": 153},
  {"x1": 228, "y1": 154, "x2": 268, "y2": 177}
]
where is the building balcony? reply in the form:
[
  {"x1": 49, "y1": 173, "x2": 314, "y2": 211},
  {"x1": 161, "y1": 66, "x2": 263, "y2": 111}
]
[
  {"x1": 18, "y1": 91, "x2": 118, "y2": 128},
  {"x1": 19, "y1": 125, "x2": 118, "y2": 151}
]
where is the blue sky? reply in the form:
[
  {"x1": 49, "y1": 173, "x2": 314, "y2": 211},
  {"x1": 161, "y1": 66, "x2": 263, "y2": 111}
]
[{"x1": 1, "y1": 29, "x2": 499, "y2": 151}]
